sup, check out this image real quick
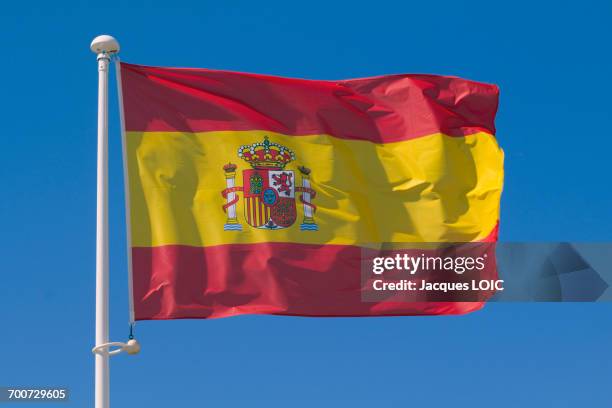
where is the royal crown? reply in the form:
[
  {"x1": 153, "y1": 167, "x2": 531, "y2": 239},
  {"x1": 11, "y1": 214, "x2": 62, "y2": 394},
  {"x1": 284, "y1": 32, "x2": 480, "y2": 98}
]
[
  {"x1": 223, "y1": 162, "x2": 238, "y2": 173},
  {"x1": 237, "y1": 136, "x2": 295, "y2": 170}
]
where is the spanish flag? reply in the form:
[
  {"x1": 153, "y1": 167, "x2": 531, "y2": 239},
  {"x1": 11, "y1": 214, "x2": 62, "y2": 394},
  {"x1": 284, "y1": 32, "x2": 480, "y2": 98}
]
[{"x1": 119, "y1": 62, "x2": 503, "y2": 320}]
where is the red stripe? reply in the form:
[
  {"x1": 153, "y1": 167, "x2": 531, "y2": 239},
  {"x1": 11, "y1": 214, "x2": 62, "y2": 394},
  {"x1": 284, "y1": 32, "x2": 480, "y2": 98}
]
[
  {"x1": 257, "y1": 200, "x2": 263, "y2": 225},
  {"x1": 259, "y1": 201, "x2": 266, "y2": 226},
  {"x1": 131, "y1": 238, "x2": 498, "y2": 320},
  {"x1": 120, "y1": 62, "x2": 498, "y2": 142},
  {"x1": 245, "y1": 198, "x2": 251, "y2": 224},
  {"x1": 251, "y1": 197, "x2": 257, "y2": 226}
]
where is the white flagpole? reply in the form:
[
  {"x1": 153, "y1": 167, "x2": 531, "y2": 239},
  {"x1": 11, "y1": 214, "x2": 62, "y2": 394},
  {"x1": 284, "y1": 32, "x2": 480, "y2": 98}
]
[{"x1": 90, "y1": 34, "x2": 119, "y2": 408}]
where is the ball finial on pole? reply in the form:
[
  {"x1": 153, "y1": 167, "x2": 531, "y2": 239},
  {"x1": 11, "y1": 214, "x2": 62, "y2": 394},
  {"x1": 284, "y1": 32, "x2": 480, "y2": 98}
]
[{"x1": 90, "y1": 35, "x2": 120, "y2": 55}]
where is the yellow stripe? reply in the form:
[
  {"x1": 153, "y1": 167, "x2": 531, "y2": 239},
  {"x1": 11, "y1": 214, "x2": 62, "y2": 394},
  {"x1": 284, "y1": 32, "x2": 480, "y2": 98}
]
[{"x1": 126, "y1": 130, "x2": 503, "y2": 247}]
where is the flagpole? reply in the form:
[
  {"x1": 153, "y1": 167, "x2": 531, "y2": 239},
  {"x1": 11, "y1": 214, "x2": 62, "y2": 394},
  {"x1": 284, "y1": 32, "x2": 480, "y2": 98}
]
[{"x1": 91, "y1": 35, "x2": 119, "y2": 408}]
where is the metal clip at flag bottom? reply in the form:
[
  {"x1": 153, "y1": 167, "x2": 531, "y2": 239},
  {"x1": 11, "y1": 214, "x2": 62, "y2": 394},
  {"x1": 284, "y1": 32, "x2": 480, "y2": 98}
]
[{"x1": 92, "y1": 338, "x2": 141, "y2": 356}]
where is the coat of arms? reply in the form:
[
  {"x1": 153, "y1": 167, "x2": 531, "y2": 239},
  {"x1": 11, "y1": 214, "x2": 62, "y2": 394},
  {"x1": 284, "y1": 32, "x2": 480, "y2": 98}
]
[{"x1": 221, "y1": 136, "x2": 318, "y2": 231}]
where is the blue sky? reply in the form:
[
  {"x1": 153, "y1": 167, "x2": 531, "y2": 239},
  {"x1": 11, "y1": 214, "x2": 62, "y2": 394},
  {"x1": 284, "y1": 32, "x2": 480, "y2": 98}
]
[{"x1": 1, "y1": 0, "x2": 612, "y2": 406}]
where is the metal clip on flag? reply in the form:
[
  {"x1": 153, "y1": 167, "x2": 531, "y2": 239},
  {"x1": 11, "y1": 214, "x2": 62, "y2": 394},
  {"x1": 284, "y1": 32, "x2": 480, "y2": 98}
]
[{"x1": 92, "y1": 338, "x2": 141, "y2": 356}]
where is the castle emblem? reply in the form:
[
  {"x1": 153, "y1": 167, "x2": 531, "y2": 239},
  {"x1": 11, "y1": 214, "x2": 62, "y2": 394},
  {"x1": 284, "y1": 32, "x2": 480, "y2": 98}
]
[{"x1": 221, "y1": 136, "x2": 318, "y2": 231}]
